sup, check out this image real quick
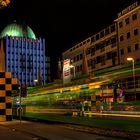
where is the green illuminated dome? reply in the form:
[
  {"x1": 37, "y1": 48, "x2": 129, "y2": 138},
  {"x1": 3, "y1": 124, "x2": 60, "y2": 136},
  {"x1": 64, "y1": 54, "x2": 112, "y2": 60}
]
[{"x1": 0, "y1": 22, "x2": 36, "y2": 39}]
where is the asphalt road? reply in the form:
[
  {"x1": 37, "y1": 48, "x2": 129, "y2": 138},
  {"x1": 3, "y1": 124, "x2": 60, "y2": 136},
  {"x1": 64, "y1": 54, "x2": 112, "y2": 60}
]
[
  {"x1": 0, "y1": 125, "x2": 33, "y2": 140},
  {"x1": 0, "y1": 120, "x2": 126, "y2": 140}
]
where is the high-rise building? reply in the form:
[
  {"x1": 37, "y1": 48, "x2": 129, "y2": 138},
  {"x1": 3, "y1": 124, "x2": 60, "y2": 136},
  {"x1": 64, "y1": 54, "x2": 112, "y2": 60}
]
[{"x1": 0, "y1": 22, "x2": 50, "y2": 86}]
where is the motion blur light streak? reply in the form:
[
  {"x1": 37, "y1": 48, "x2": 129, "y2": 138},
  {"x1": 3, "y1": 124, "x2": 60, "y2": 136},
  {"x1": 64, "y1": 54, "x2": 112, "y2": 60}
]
[{"x1": 86, "y1": 112, "x2": 140, "y2": 118}]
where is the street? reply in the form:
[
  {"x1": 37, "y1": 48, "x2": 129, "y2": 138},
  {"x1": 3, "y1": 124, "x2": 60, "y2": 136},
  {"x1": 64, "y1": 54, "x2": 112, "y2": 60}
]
[
  {"x1": 0, "y1": 120, "x2": 126, "y2": 140},
  {"x1": 0, "y1": 125, "x2": 32, "y2": 140}
]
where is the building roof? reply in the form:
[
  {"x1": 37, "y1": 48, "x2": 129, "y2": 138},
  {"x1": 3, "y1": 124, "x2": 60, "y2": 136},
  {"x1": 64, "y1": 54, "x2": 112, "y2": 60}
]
[{"x1": 0, "y1": 22, "x2": 36, "y2": 39}]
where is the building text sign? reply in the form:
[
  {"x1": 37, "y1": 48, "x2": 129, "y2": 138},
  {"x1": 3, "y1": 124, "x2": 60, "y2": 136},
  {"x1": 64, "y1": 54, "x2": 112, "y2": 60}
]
[
  {"x1": 63, "y1": 59, "x2": 71, "y2": 84},
  {"x1": 118, "y1": 2, "x2": 138, "y2": 17}
]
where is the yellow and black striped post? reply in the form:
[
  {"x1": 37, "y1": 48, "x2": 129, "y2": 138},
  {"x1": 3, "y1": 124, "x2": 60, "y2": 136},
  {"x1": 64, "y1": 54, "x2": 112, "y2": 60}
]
[{"x1": 0, "y1": 72, "x2": 18, "y2": 121}]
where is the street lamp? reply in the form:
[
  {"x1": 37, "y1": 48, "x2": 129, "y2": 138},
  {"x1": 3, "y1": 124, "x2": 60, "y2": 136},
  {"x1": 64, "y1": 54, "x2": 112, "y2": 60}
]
[
  {"x1": 70, "y1": 65, "x2": 75, "y2": 79},
  {"x1": 127, "y1": 57, "x2": 136, "y2": 101},
  {"x1": 34, "y1": 79, "x2": 38, "y2": 86}
]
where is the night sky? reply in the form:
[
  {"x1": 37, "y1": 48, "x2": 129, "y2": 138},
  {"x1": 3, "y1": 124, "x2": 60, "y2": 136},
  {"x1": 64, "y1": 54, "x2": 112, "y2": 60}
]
[{"x1": 0, "y1": 0, "x2": 138, "y2": 80}]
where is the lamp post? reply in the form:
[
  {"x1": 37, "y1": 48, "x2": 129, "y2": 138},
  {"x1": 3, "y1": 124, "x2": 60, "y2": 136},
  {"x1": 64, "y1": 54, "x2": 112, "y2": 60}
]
[
  {"x1": 127, "y1": 57, "x2": 136, "y2": 101},
  {"x1": 34, "y1": 79, "x2": 38, "y2": 86},
  {"x1": 18, "y1": 81, "x2": 22, "y2": 124},
  {"x1": 70, "y1": 65, "x2": 75, "y2": 79}
]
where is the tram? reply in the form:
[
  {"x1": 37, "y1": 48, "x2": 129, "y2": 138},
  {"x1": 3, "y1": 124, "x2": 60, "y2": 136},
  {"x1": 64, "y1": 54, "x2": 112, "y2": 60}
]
[{"x1": 13, "y1": 62, "x2": 140, "y2": 118}]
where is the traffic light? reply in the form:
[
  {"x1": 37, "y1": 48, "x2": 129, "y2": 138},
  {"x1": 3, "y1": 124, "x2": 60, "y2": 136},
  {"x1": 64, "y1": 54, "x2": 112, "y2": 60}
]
[
  {"x1": 21, "y1": 84, "x2": 27, "y2": 97},
  {"x1": 12, "y1": 84, "x2": 20, "y2": 96}
]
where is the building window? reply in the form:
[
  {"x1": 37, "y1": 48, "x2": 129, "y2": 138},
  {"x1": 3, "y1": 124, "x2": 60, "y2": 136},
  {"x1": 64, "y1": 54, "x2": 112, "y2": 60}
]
[
  {"x1": 91, "y1": 47, "x2": 95, "y2": 55},
  {"x1": 135, "y1": 43, "x2": 139, "y2": 50},
  {"x1": 120, "y1": 49, "x2": 124, "y2": 55},
  {"x1": 111, "y1": 24, "x2": 115, "y2": 32},
  {"x1": 76, "y1": 55, "x2": 79, "y2": 61},
  {"x1": 127, "y1": 32, "x2": 130, "y2": 39},
  {"x1": 119, "y1": 22, "x2": 123, "y2": 28},
  {"x1": 120, "y1": 35, "x2": 124, "y2": 42},
  {"x1": 73, "y1": 57, "x2": 76, "y2": 62},
  {"x1": 107, "y1": 52, "x2": 112, "y2": 60},
  {"x1": 134, "y1": 29, "x2": 138, "y2": 36},
  {"x1": 101, "y1": 56, "x2": 105, "y2": 65},
  {"x1": 96, "y1": 34, "x2": 99, "y2": 40},
  {"x1": 96, "y1": 56, "x2": 101, "y2": 63},
  {"x1": 111, "y1": 37, "x2": 116, "y2": 44},
  {"x1": 80, "y1": 53, "x2": 83, "y2": 59},
  {"x1": 87, "y1": 39, "x2": 90, "y2": 43},
  {"x1": 91, "y1": 36, "x2": 95, "y2": 43},
  {"x1": 87, "y1": 48, "x2": 91, "y2": 55},
  {"x1": 125, "y1": 17, "x2": 130, "y2": 24},
  {"x1": 106, "y1": 40, "x2": 110, "y2": 46},
  {"x1": 83, "y1": 41, "x2": 86, "y2": 45},
  {"x1": 77, "y1": 66, "x2": 80, "y2": 72},
  {"x1": 132, "y1": 13, "x2": 137, "y2": 20},
  {"x1": 100, "y1": 31, "x2": 104, "y2": 38},
  {"x1": 105, "y1": 28, "x2": 109, "y2": 35},
  {"x1": 127, "y1": 46, "x2": 131, "y2": 53},
  {"x1": 80, "y1": 64, "x2": 82, "y2": 71}
]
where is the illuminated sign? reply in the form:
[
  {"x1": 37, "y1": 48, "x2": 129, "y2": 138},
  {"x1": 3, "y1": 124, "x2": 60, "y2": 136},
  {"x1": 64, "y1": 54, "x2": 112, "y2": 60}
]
[
  {"x1": 63, "y1": 59, "x2": 70, "y2": 77},
  {"x1": 63, "y1": 59, "x2": 71, "y2": 84},
  {"x1": 118, "y1": 2, "x2": 138, "y2": 17}
]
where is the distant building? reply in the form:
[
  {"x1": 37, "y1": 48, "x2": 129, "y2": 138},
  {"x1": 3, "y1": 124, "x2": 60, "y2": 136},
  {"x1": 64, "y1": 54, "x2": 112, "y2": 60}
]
[
  {"x1": 62, "y1": 1, "x2": 140, "y2": 78},
  {"x1": 62, "y1": 23, "x2": 117, "y2": 77},
  {"x1": 0, "y1": 22, "x2": 50, "y2": 86}
]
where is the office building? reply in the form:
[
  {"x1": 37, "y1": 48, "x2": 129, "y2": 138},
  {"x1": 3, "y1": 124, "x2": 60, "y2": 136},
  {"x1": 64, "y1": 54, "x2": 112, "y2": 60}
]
[
  {"x1": 115, "y1": 1, "x2": 140, "y2": 64},
  {"x1": 62, "y1": 1, "x2": 140, "y2": 78},
  {"x1": 0, "y1": 22, "x2": 50, "y2": 86}
]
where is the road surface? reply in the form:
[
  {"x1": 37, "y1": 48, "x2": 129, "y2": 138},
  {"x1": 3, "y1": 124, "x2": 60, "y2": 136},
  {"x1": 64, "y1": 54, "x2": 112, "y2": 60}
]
[{"x1": 0, "y1": 120, "x2": 126, "y2": 140}]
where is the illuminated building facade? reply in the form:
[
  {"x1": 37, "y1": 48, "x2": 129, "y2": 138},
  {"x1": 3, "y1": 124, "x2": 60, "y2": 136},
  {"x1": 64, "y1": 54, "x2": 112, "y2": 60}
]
[
  {"x1": 115, "y1": 1, "x2": 140, "y2": 64},
  {"x1": 62, "y1": 37, "x2": 91, "y2": 77},
  {"x1": 62, "y1": 1, "x2": 140, "y2": 78},
  {"x1": 0, "y1": 22, "x2": 50, "y2": 86},
  {"x1": 62, "y1": 24, "x2": 118, "y2": 77}
]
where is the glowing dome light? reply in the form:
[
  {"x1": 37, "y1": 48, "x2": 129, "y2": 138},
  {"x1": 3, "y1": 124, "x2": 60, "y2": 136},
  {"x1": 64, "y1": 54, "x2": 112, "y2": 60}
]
[{"x1": 0, "y1": 23, "x2": 36, "y2": 39}]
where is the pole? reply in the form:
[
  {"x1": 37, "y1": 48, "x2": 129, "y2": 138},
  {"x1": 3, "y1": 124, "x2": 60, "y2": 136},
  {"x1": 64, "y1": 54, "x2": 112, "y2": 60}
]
[
  {"x1": 73, "y1": 66, "x2": 75, "y2": 79},
  {"x1": 132, "y1": 60, "x2": 136, "y2": 101},
  {"x1": 70, "y1": 65, "x2": 75, "y2": 79},
  {"x1": 19, "y1": 83, "x2": 22, "y2": 124}
]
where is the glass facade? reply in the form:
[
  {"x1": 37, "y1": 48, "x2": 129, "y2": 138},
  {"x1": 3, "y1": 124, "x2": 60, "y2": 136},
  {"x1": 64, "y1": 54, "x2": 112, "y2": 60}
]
[{"x1": 4, "y1": 36, "x2": 50, "y2": 86}]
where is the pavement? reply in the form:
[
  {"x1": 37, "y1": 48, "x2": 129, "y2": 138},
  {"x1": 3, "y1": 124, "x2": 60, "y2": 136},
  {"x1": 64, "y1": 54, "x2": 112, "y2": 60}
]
[
  {"x1": 0, "y1": 120, "x2": 49, "y2": 140},
  {"x1": 0, "y1": 119, "x2": 140, "y2": 140}
]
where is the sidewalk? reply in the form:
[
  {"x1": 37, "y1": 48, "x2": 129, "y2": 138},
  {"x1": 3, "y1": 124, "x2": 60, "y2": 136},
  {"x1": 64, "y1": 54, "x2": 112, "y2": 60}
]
[
  {"x1": 0, "y1": 119, "x2": 140, "y2": 140},
  {"x1": 0, "y1": 120, "x2": 50, "y2": 140}
]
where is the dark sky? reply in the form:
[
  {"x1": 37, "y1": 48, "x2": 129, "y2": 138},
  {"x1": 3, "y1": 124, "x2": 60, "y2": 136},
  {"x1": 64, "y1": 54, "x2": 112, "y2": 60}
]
[{"x1": 0, "y1": 0, "x2": 138, "y2": 79}]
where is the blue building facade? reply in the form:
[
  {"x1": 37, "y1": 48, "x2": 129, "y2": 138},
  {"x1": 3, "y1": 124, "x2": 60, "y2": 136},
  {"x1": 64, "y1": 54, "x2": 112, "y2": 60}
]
[{"x1": 0, "y1": 22, "x2": 50, "y2": 86}]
